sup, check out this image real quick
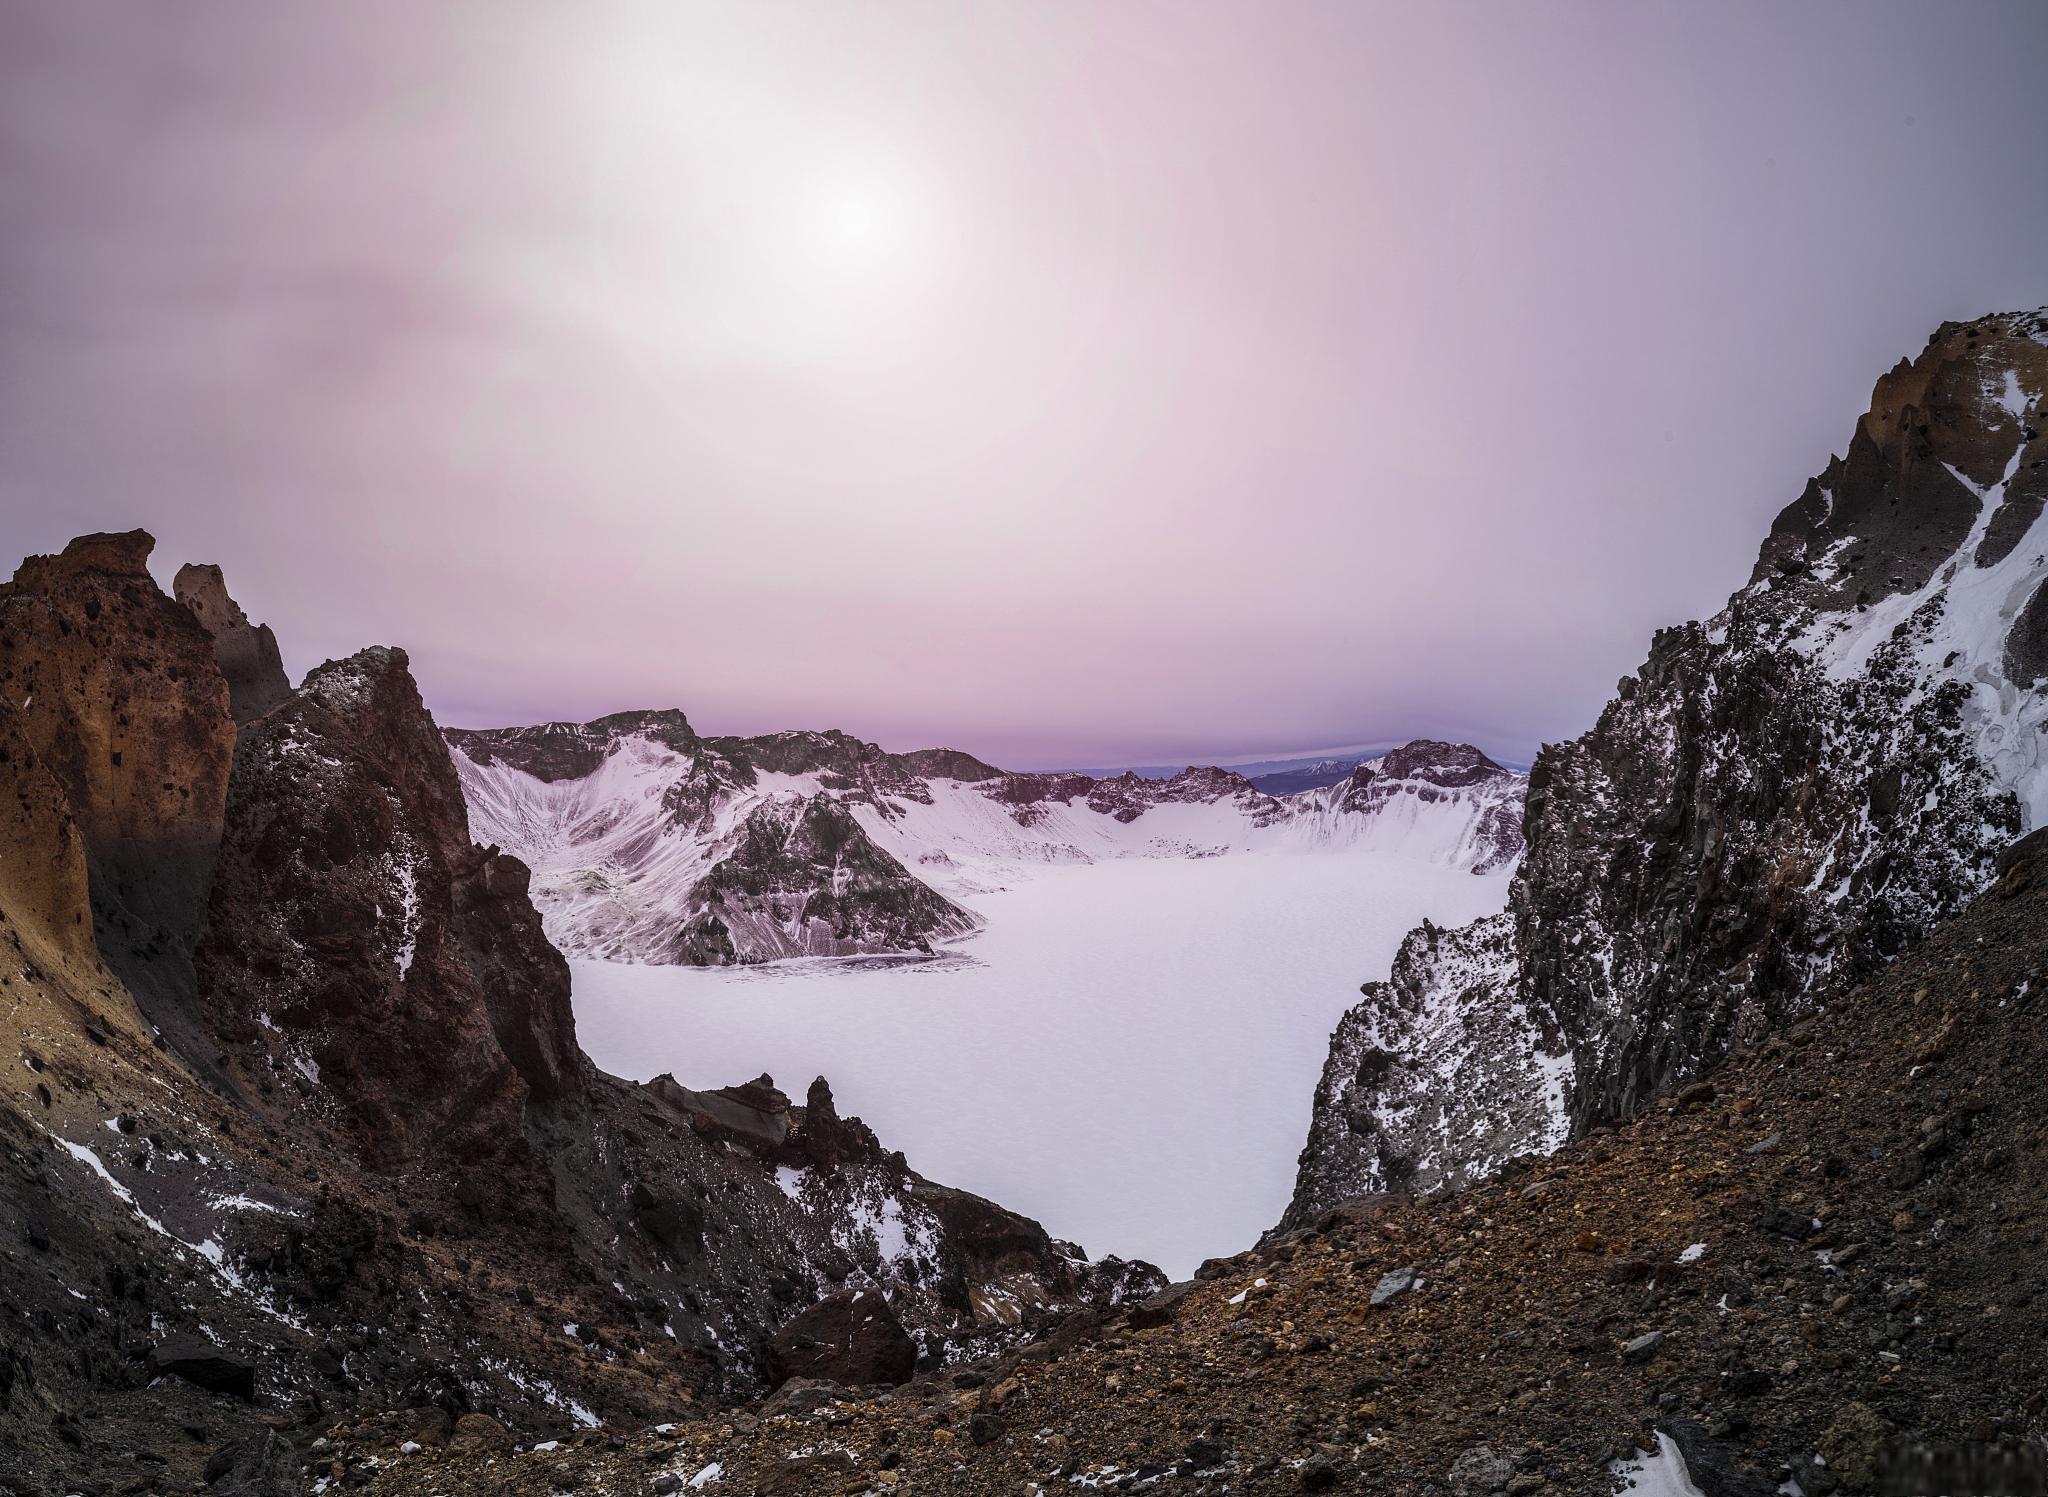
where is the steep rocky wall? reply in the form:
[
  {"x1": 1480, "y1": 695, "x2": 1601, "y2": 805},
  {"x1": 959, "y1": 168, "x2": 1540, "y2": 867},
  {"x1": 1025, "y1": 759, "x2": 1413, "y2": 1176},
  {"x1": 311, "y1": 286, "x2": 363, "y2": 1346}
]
[
  {"x1": 174, "y1": 562, "x2": 291, "y2": 724},
  {"x1": 1285, "y1": 309, "x2": 2048, "y2": 1225},
  {"x1": 0, "y1": 530, "x2": 235, "y2": 1055},
  {"x1": 195, "y1": 646, "x2": 580, "y2": 1165},
  {"x1": 0, "y1": 701, "x2": 95, "y2": 965}
]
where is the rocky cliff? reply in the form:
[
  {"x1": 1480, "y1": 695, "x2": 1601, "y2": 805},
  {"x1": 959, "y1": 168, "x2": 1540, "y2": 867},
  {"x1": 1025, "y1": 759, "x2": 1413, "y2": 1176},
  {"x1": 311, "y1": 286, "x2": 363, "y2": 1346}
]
[
  {"x1": 194, "y1": 644, "x2": 580, "y2": 1165},
  {"x1": 0, "y1": 530, "x2": 237, "y2": 1066},
  {"x1": 0, "y1": 536, "x2": 1158, "y2": 1492},
  {"x1": 174, "y1": 562, "x2": 292, "y2": 725},
  {"x1": 1286, "y1": 308, "x2": 2048, "y2": 1226}
]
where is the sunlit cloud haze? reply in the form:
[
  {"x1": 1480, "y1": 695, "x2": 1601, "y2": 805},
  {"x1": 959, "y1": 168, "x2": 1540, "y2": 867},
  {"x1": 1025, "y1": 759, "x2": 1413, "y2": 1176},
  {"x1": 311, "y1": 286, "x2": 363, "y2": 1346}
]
[{"x1": 4, "y1": 2, "x2": 2047, "y2": 767}]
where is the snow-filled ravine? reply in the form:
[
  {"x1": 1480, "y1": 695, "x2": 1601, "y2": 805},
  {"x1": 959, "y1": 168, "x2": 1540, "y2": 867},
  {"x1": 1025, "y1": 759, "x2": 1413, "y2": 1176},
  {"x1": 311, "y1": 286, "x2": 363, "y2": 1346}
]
[{"x1": 571, "y1": 848, "x2": 1510, "y2": 1280}]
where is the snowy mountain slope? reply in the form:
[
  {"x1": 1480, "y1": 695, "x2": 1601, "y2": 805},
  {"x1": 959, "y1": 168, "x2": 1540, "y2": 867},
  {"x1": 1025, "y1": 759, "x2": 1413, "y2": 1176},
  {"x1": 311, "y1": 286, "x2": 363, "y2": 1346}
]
[
  {"x1": 1283, "y1": 307, "x2": 2048, "y2": 1228},
  {"x1": 451, "y1": 731, "x2": 979, "y2": 963},
  {"x1": 449, "y1": 724, "x2": 1528, "y2": 964}
]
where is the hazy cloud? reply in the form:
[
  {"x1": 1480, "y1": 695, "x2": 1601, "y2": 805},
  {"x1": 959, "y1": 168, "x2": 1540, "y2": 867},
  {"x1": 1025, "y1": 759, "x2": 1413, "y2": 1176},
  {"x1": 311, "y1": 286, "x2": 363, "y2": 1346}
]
[{"x1": 4, "y1": 1, "x2": 2046, "y2": 765}]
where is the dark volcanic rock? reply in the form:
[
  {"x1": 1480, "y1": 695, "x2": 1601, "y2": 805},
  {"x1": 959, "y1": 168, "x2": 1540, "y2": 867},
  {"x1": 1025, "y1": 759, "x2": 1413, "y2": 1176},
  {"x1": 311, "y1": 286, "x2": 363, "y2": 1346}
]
[
  {"x1": 202, "y1": 1431, "x2": 298, "y2": 1497},
  {"x1": 1127, "y1": 1279, "x2": 1200, "y2": 1329},
  {"x1": 767, "y1": 1287, "x2": 916, "y2": 1388},
  {"x1": 149, "y1": 1332, "x2": 256, "y2": 1400},
  {"x1": 1286, "y1": 310, "x2": 2048, "y2": 1222},
  {"x1": 197, "y1": 645, "x2": 579, "y2": 1164},
  {"x1": 1658, "y1": 1420, "x2": 1778, "y2": 1497}
]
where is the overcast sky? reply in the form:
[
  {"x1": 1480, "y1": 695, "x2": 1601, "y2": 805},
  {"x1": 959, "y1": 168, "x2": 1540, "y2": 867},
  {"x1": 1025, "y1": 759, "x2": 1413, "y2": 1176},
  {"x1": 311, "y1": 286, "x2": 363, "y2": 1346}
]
[{"x1": 3, "y1": 2, "x2": 2046, "y2": 767}]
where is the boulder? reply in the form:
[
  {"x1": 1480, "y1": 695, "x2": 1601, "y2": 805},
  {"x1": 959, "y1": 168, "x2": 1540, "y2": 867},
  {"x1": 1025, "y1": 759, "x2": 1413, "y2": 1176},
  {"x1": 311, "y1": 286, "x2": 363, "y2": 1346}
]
[
  {"x1": 201, "y1": 1430, "x2": 297, "y2": 1497},
  {"x1": 148, "y1": 1333, "x2": 255, "y2": 1400},
  {"x1": 1370, "y1": 1266, "x2": 1417, "y2": 1306},
  {"x1": 767, "y1": 1288, "x2": 915, "y2": 1388},
  {"x1": 1127, "y1": 1279, "x2": 1199, "y2": 1330},
  {"x1": 449, "y1": 1412, "x2": 511, "y2": 1454}
]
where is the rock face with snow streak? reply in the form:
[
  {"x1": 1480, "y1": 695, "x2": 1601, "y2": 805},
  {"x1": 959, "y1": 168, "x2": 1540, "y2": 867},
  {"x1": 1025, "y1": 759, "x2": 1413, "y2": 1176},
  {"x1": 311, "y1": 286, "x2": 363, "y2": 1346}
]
[
  {"x1": 1283, "y1": 308, "x2": 2048, "y2": 1228},
  {"x1": 674, "y1": 794, "x2": 978, "y2": 964},
  {"x1": 196, "y1": 645, "x2": 580, "y2": 1164},
  {"x1": 449, "y1": 721, "x2": 1527, "y2": 965}
]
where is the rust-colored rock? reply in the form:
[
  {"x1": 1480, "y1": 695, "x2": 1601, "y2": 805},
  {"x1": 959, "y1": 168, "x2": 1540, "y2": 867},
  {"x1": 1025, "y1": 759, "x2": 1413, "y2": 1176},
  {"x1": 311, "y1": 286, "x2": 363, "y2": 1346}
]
[
  {"x1": 0, "y1": 701, "x2": 94, "y2": 963},
  {"x1": 0, "y1": 530, "x2": 234, "y2": 1045},
  {"x1": 174, "y1": 562, "x2": 291, "y2": 725}
]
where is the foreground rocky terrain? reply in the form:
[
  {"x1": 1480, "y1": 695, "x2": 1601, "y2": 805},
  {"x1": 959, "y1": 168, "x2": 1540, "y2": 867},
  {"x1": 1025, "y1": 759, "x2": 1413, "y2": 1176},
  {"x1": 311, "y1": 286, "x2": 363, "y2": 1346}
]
[
  {"x1": 253, "y1": 815, "x2": 2048, "y2": 1495},
  {"x1": 0, "y1": 534, "x2": 1154, "y2": 1494},
  {"x1": 1289, "y1": 309, "x2": 2048, "y2": 1219},
  {"x1": 449, "y1": 715, "x2": 1527, "y2": 965}
]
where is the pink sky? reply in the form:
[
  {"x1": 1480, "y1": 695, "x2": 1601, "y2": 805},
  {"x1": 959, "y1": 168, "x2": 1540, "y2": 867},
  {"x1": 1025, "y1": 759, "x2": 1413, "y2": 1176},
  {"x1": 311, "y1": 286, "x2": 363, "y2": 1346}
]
[{"x1": 4, "y1": 2, "x2": 2046, "y2": 767}]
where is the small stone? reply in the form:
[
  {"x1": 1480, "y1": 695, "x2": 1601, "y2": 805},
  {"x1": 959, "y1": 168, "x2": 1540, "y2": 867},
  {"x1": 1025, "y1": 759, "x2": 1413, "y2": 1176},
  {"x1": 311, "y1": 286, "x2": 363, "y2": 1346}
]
[
  {"x1": 1370, "y1": 1266, "x2": 1417, "y2": 1306},
  {"x1": 1622, "y1": 1331, "x2": 1665, "y2": 1363},
  {"x1": 1448, "y1": 1444, "x2": 1514, "y2": 1495},
  {"x1": 1299, "y1": 1452, "x2": 1340, "y2": 1491},
  {"x1": 1817, "y1": 1403, "x2": 1888, "y2": 1490}
]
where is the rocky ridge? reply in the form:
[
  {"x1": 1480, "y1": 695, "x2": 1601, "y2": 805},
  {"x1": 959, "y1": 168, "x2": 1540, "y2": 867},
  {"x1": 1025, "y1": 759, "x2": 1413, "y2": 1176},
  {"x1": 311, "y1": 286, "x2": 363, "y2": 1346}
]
[
  {"x1": 0, "y1": 536, "x2": 1157, "y2": 1493},
  {"x1": 1286, "y1": 308, "x2": 2048, "y2": 1224}
]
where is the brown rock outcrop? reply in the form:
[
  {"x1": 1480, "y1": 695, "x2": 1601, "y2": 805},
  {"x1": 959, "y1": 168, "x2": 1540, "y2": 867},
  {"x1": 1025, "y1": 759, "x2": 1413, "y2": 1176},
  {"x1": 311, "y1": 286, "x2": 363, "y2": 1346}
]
[
  {"x1": 174, "y1": 562, "x2": 291, "y2": 724},
  {"x1": 0, "y1": 700, "x2": 95, "y2": 963},
  {"x1": 0, "y1": 530, "x2": 234, "y2": 1049}
]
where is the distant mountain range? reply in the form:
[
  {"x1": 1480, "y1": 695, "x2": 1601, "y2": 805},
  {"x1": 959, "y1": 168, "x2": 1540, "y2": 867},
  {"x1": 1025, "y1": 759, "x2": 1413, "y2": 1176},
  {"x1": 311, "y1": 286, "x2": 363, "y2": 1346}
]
[
  {"x1": 1038, "y1": 747, "x2": 1532, "y2": 796},
  {"x1": 445, "y1": 726, "x2": 1529, "y2": 965}
]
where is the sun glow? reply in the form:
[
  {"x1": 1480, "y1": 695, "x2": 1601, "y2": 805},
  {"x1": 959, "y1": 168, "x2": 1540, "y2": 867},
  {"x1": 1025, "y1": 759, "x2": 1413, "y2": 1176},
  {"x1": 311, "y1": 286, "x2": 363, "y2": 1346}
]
[{"x1": 804, "y1": 167, "x2": 919, "y2": 275}]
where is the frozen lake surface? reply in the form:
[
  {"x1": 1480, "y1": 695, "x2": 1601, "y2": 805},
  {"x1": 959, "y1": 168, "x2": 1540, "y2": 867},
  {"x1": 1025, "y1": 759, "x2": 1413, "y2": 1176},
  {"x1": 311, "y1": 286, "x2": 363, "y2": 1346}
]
[{"x1": 572, "y1": 849, "x2": 1508, "y2": 1279}]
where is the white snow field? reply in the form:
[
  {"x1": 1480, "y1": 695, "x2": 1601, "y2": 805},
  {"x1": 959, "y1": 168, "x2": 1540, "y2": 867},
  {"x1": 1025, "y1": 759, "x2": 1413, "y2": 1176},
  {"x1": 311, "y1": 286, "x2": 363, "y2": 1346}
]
[{"x1": 572, "y1": 848, "x2": 1510, "y2": 1280}]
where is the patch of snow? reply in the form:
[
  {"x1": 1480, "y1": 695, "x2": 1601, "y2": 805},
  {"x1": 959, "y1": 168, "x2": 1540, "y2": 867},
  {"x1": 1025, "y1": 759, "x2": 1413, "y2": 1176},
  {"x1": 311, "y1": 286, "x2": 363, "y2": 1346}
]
[{"x1": 1613, "y1": 1432, "x2": 1708, "y2": 1497}]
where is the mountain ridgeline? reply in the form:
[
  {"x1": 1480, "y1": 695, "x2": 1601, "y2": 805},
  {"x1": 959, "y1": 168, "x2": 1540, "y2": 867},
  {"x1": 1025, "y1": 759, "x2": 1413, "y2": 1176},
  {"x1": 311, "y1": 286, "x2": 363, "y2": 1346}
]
[
  {"x1": 1285, "y1": 307, "x2": 2048, "y2": 1227},
  {"x1": 445, "y1": 719, "x2": 1528, "y2": 967}
]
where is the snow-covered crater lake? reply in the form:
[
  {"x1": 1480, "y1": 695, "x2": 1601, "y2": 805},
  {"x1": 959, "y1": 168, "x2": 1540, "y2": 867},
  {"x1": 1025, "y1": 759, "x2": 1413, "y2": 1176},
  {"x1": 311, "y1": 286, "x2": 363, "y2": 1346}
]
[{"x1": 572, "y1": 849, "x2": 1508, "y2": 1279}]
